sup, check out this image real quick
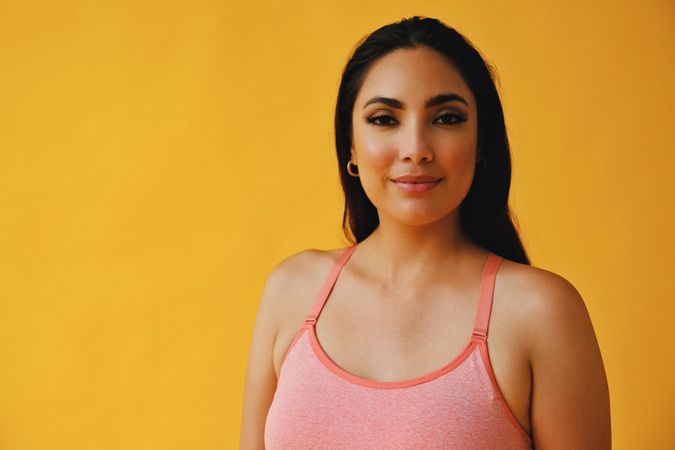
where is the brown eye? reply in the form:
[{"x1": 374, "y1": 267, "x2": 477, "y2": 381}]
[
  {"x1": 366, "y1": 115, "x2": 397, "y2": 126},
  {"x1": 435, "y1": 113, "x2": 467, "y2": 125}
]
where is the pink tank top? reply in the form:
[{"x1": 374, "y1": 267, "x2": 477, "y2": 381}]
[{"x1": 264, "y1": 244, "x2": 533, "y2": 449}]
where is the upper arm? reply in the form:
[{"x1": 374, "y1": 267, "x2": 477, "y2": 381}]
[
  {"x1": 239, "y1": 260, "x2": 290, "y2": 450},
  {"x1": 525, "y1": 272, "x2": 611, "y2": 449},
  {"x1": 239, "y1": 249, "x2": 318, "y2": 450}
]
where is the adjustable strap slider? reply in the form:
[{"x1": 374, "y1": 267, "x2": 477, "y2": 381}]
[
  {"x1": 304, "y1": 316, "x2": 317, "y2": 325},
  {"x1": 471, "y1": 329, "x2": 487, "y2": 341}
]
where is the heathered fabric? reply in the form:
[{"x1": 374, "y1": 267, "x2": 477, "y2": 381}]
[{"x1": 265, "y1": 244, "x2": 533, "y2": 449}]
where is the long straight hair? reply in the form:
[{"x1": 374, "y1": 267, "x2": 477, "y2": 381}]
[{"x1": 334, "y1": 16, "x2": 530, "y2": 264}]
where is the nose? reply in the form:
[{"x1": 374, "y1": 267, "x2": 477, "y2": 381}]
[{"x1": 399, "y1": 121, "x2": 433, "y2": 164}]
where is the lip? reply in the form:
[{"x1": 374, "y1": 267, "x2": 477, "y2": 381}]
[
  {"x1": 390, "y1": 175, "x2": 443, "y2": 193},
  {"x1": 391, "y1": 174, "x2": 443, "y2": 183}
]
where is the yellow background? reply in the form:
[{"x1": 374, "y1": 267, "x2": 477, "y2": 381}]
[{"x1": 1, "y1": 1, "x2": 673, "y2": 449}]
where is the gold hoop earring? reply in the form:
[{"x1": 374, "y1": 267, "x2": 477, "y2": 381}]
[{"x1": 347, "y1": 160, "x2": 359, "y2": 177}]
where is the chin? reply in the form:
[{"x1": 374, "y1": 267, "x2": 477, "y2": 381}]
[{"x1": 387, "y1": 208, "x2": 455, "y2": 226}]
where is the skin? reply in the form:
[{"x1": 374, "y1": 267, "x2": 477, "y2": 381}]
[{"x1": 240, "y1": 46, "x2": 611, "y2": 449}]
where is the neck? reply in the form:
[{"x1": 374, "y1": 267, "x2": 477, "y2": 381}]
[{"x1": 357, "y1": 210, "x2": 481, "y2": 292}]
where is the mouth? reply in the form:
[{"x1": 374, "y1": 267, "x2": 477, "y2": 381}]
[{"x1": 390, "y1": 178, "x2": 443, "y2": 193}]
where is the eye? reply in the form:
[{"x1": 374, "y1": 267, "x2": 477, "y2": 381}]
[
  {"x1": 435, "y1": 113, "x2": 467, "y2": 125},
  {"x1": 366, "y1": 114, "x2": 397, "y2": 126},
  {"x1": 366, "y1": 113, "x2": 467, "y2": 127}
]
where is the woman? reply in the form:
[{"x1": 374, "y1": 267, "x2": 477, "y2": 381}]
[{"x1": 240, "y1": 16, "x2": 611, "y2": 449}]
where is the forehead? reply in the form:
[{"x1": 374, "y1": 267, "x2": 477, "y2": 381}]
[{"x1": 355, "y1": 46, "x2": 474, "y2": 109}]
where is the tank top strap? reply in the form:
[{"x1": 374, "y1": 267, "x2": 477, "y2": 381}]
[
  {"x1": 471, "y1": 252, "x2": 504, "y2": 341},
  {"x1": 304, "y1": 244, "x2": 359, "y2": 326}
]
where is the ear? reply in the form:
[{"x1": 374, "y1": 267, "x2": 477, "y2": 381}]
[{"x1": 350, "y1": 149, "x2": 357, "y2": 164}]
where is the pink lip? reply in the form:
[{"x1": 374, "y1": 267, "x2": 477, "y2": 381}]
[
  {"x1": 391, "y1": 174, "x2": 442, "y2": 183},
  {"x1": 391, "y1": 178, "x2": 442, "y2": 193}
]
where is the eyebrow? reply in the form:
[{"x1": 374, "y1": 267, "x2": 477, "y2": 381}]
[{"x1": 362, "y1": 93, "x2": 469, "y2": 110}]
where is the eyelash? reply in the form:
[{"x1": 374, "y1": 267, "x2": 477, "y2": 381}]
[{"x1": 365, "y1": 113, "x2": 467, "y2": 127}]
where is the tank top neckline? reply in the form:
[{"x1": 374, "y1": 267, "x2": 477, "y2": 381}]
[{"x1": 300, "y1": 242, "x2": 504, "y2": 390}]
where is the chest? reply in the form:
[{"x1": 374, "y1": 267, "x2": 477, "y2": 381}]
[
  {"x1": 315, "y1": 292, "x2": 478, "y2": 379},
  {"x1": 273, "y1": 286, "x2": 532, "y2": 435},
  {"x1": 266, "y1": 330, "x2": 533, "y2": 449}
]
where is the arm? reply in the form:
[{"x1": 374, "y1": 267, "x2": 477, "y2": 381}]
[
  {"x1": 239, "y1": 264, "x2": 285, "y2": 450},
  {"x1": 526, "y1": 273, "x2": 612, "y2": 449}
]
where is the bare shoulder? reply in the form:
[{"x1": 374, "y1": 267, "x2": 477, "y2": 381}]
[
  {"x1": 239, "y1": 246, "x2": 349, "y2": 448},
  {"x1": 261, "y1": 246, "x2": 345, "y2": 321},
  {"x1": 496, "y1": 258, "x2": 594, "y2": 355},
  {"x1": 261, "y1": 246, "x2": 350, "y2": 374},
  {"x1": 498, "y1": 257, "x2": 611, "y2": 449}
]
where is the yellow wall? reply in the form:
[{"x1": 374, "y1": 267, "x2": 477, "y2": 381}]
[{"x1": 0, "y1": 1, "x2": 673, "y2": 448}]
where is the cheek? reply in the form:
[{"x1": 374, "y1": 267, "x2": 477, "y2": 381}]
[
  {"x1": 447, "y1": 145, "x2": 474, "y2": 166},
  {"x1": 357, "y1": 149, "x2": 393, "y2": 194},
  {"x1": 439, "y1": 135, "x2": 476, "y2": 173},
  {"x1": 456, "y1": 129, "x2": 479, "y2": 166},
  {"x1": 460, "y1": 154, "x2": 478, "y2": 185},
  {"x1": 451, "y1": 149, "x2": 478, "y2": 195}
]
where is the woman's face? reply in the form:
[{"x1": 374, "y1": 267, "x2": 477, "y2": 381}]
[{"x1": 351, "y1": 46, "x2": 478, "y2": 226}]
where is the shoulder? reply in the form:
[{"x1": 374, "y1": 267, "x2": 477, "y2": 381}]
[
  {"x1": 497, "y1": 257, "x2": 593, "y2": 355},
  {"x1": 240, "y1": 247, "x2": 347, "y2": 446},
  {"x1": 263, "y1": 246, "x2": 344, "y2": 297},
  {"x1": 258, "y1": 246, "x2": 349, "y2": 332},
  {"x1": 498, "y1": 256, "x2": 587, "y2": 311},
  {"x1": 498, "y1": 257, "x2": 611, "y2": 447}
]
